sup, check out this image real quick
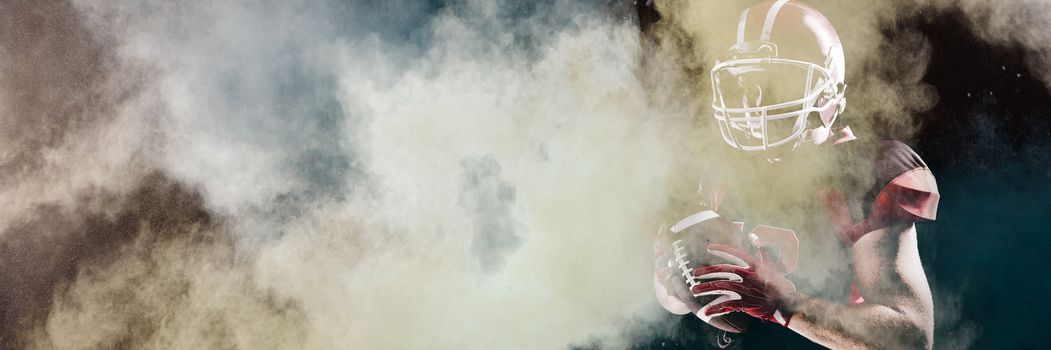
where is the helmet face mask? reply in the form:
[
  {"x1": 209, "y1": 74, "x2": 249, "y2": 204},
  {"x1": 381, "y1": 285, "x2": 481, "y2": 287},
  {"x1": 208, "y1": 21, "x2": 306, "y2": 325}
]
[
  {"x1": 711, "y1": 53, "x2": 841, "y2": 152},
  {"x1": 709, "y1": 0, "x2": 848, "y2": 154}
]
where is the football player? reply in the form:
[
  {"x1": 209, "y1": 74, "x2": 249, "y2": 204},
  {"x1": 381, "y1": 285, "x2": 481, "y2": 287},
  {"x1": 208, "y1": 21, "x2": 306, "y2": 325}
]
[{"x1": 652, "y1": 1, "x2": 939, "y2": 349}]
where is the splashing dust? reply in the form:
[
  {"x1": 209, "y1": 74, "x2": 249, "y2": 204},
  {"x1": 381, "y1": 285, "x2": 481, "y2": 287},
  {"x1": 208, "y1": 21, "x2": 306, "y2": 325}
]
[{"x1": 1, "y1": 0, "x2": 1050, "y2": 349}]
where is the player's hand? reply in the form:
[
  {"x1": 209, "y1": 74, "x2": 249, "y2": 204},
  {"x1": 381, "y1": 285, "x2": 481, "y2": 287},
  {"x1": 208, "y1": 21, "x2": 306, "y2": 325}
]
[
  {"x1": 654, "y1": 240, "x2": 671, "y2": 288},
  {"x1": 690, "y1": 243, "x2": 797, "y2": 326},
  {"x1": 653, "y1": 227, "x2": 691, "y2": 315}
]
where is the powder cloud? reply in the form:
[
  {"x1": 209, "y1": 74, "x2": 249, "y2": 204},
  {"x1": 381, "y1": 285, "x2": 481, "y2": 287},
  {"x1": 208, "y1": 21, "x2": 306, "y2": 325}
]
[{"x1": 4, "y1": 0, "x2": 1050, "y2": 349}]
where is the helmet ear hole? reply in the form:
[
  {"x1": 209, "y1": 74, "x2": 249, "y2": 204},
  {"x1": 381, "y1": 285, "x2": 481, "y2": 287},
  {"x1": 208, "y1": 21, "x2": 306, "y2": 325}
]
[{"x1": 822, "y1": 87, "x2": 835, "y2": 100}]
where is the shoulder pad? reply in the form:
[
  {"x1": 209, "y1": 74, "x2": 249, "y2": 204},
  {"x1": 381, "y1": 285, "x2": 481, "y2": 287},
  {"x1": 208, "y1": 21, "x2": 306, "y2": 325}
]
[{"x1": 872, "y1": 167, "x2": 940, "y2": 223}]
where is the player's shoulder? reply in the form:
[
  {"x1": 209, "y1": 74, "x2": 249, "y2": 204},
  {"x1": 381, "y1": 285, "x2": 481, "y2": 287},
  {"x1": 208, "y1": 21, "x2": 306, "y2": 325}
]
[
  {"x1": 865, "y1": 140, "x2": 940, "y2": 223},
  {"x1": 872, "y1": 140, "x2": 930, "y2": 184}
]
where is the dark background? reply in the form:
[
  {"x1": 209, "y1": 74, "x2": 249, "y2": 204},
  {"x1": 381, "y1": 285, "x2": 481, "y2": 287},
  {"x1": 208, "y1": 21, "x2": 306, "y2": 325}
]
[
  {"x1": 634, "y1": 2, "x2": 1051, "y2": 350},
  {"x1": 912, "y1": 9, "x2": 1051, "y2": 350}
]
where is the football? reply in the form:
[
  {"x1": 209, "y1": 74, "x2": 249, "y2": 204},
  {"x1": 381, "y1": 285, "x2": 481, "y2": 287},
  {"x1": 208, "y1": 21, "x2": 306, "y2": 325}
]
[{"x1": 663, "y1": 210, "x2": 754, "y2": 333}]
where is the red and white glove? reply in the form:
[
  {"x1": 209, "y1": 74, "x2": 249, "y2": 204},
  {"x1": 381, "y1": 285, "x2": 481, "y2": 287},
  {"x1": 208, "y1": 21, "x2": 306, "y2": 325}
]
[{"x1": 690, "y1": 242, "x2": 797, "y2": 326}]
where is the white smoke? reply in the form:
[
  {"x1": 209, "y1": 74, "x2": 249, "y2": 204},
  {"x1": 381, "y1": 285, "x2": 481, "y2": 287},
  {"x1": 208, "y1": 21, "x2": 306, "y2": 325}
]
[
  {"x1": 19, "y1": 0, "x2": 1051, "y2": 349},
  {"x1": 40, "y1": 0, "x2": 692, "y2": 348}
]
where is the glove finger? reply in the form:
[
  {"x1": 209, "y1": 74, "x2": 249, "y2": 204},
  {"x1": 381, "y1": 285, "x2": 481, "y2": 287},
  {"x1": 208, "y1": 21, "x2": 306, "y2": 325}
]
[
  {"x1": 654, "y1": 225, "x2": 669, "y2": 244},
  {"x1": 653, "y1": 224, "x2": 669, "y2": 255},
  {"x1": 692, "y1": 264, "x2": 746, "y2": 275},
  {"x1": 692, "y1": 264, "x2": 745, "y2": 282},
  {"x1": 747, "y1": 233, "x2": 773, "y2": 263},
  {"x1": 656, "y1": 266, "x2": 672, "y2": 282},
  {"x1": 695, "y1": 272, "x2": 744, "y2": 283},
  {"x1": 653, "y1": 253, "x2": 667, "y2": 270},
  {"x1": 651, "y1": 244, "x2": 668, "y2": 261},
  {"x1": 691, "y1": 281, "x2": 744, "y2": 297},
  {"x1": 703, "y1": 300, "x2": 747, "y2": 317},
  {"x1": 706, "y1": 243, "x2": 756, "y2": 268},
  {"x1": 654, "y1": 240, "x2": 667, "y2": 253}
]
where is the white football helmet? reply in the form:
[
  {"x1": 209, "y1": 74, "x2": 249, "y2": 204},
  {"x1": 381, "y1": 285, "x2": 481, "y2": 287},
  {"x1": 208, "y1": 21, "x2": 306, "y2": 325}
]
[{"x1": 711, "y1": 0, "x2": 847, "y2": 152}]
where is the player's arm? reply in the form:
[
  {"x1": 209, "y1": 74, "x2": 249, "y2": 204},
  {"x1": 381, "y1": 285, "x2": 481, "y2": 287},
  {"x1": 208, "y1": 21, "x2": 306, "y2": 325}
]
[
  {"x1": 784, "y1": 142, "x2": 938, "y2": 349},
  {"x1": 783, "y1": 222, "x2": 934, "y2": 350},
  {"x1": 693, "y1": 223, "x2": 934, "y2": 349}
]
